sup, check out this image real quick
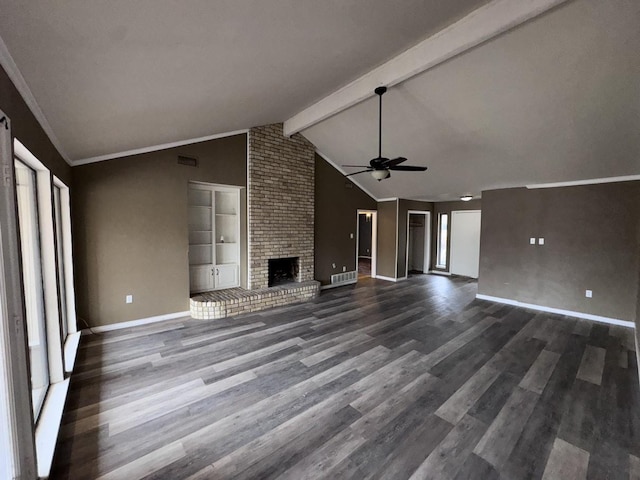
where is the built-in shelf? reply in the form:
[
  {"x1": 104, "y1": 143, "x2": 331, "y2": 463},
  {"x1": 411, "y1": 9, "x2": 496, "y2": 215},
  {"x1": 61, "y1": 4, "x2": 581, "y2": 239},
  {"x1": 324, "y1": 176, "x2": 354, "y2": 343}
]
[{"x1": 188, "y1": 183, "x2": 240, "y2": 293}]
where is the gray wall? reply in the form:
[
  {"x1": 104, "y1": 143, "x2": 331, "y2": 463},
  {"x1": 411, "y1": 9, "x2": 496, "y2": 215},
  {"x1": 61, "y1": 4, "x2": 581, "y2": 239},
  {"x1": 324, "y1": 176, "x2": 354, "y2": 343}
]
[
  {"x1": 478, "y1": 184, "x2": 640, "y2": 321},
  {"x1": 72, "y1": 134, "x2": 247, "y2": 327},
  {"x1": 314, "y1": 154, "x2": 376, "y2": 285},
  {"x1": 376, "y1": 200, "x2": 398, "y2": 278}
]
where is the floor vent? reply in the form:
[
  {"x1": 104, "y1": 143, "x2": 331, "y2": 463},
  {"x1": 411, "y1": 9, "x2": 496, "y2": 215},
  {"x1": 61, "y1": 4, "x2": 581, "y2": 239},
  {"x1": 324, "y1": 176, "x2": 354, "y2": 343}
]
[{"x1": 330, "y1": 270, "x2": 357, "y2": 286}]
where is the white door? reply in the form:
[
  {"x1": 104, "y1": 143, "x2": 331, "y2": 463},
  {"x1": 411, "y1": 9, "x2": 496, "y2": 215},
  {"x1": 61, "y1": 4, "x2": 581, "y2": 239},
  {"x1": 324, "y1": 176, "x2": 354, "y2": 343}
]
[
  {"x1": 450, "y1": 210, "x2": 481, "y2": 278},
  {"x1": 190, "y1": 265, "x2": 214, "y2": 292}
]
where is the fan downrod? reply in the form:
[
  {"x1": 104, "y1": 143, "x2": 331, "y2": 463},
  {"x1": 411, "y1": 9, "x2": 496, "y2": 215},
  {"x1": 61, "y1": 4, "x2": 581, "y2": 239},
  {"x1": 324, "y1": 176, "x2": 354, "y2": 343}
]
[{"x1": 374, "y1": 86, "x2": 387, "y2": 96}]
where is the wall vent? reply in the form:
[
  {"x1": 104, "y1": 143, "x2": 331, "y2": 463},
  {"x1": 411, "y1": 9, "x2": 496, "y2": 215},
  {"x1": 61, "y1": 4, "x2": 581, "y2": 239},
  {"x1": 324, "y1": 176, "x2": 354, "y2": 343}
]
[
  {"x1": 177, "y1": 155, "x2": 198, "y2": 167},
  {"x1": 330, "y1": 270, "x2": 357, "y2": 286}
]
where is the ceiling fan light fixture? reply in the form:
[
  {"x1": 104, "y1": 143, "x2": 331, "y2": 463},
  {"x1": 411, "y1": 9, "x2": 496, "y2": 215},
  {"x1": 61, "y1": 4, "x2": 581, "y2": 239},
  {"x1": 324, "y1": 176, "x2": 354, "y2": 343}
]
[
  {"x1": 371, "y1": 169, "x2": 390, "y2": 181},
  {"x1": 460, "y1": 195, "x2": 473, "y2": 202}
]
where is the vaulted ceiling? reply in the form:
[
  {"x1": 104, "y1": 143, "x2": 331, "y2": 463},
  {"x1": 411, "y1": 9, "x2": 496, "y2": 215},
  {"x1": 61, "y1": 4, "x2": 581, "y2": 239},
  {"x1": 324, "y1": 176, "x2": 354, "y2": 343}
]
[{"x1": 0, "y1": 0, "x2": 638, "y2": 200}]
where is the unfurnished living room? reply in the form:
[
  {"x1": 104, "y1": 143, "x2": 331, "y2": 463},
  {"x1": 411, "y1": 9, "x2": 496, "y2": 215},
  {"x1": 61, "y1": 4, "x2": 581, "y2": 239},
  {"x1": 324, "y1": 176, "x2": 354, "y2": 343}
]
[{"x1": 0, "y1": 1, "x2": 639, "y2": 479}]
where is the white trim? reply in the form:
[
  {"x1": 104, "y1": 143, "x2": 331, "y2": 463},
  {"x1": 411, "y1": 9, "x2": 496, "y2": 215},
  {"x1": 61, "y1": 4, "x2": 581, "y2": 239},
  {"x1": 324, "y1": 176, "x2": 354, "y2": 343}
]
[
  {"x1": 320, "y1": 280, "x2": 358, "y2": 290},
  {"x1": 475, "y1": 294, "x2": 636, "y2": 329},
  {"x1": 246, "y1": 130, "x2": 251, "y2": 290},
  {"x1": 526, "y1": 174, "x2": 640, "y2": 189},
  {"x1": 283, "y1": 0, "x2": 569, "y2": 136},
  {"x1": 394, "y1": 199, "x2": 399, "y2": 279},
  {"x1": 0, "y1": 35, "x2": 71, "y2": 165},
  {"x1": 73, "y1": 129, "x2": 250, "y2": 166},
  {"x1": 86, "y1": 311, "x2": 190, "y2": 334},
  {"x1": 374, "y1": 274, "x2": 409, "y2": 283},
  {"x1": 63, "y1": 331, "x2": 81, "y2": 374},
  {"x1": 356, "y1": 210, "x2": 378, "y2": 281},
  {"x1": 636, "y1": 332, "x2": 640, "y2": 388},
  {"x1": 315, "y1": 149, "x2": 379, "y2": 201},
  {"x1": 35, "y1": 379, "x2": 69, "y2": 478},
  {"x1": 405, "y1": 210, "x2": 431, "y2": 277},
  {"x1": 429, "y1": 270, "x2": 451, "y2": 276},
  {"x1": 377, "y1": 197, "x2": 398, "y2": 202}
]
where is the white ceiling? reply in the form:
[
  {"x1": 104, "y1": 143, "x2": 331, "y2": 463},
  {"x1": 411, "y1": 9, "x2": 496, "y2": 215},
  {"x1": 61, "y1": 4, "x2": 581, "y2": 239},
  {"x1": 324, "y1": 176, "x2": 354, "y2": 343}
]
[
  {"x1": 0, "y1": 0, "x2": 489, "y2": 161},
  {"x1": 303, "y1": 0, "x2": 640, "y2": 200},
  {"x1": 1, "y1": 0, "x2": 638, "y2": 201}
]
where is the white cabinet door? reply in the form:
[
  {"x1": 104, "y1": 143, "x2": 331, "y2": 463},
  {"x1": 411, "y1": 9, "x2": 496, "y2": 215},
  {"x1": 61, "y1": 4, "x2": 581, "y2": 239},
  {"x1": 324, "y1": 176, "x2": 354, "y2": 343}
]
[
  {"x1": 450, "y1": 210, "x2": 482, "y2": 279},
  {"x1": 214, "y1": 264, "x2": 239, "y2": 289},
  {"x1": 190, "y1": 264, "x2": 214, "y2": 292}
]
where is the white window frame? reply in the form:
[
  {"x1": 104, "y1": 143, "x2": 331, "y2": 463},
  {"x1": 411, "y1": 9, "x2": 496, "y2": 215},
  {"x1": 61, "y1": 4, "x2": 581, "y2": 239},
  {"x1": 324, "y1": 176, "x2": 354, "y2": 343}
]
[
  {"x1": 0, "y1": 113, "x2": 38, "y2": 480},
  {"x1": 52, "y1": 176, "x2": 79, "y2": 373},
  {"x1": 14, "y1": 139, "x2": 75, "y2": 478}
]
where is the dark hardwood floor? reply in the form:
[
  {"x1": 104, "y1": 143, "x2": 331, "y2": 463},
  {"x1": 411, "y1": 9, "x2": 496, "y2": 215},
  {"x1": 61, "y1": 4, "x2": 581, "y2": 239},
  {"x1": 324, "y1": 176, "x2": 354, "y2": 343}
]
[{"x1": 51, "y1": 275, "x2": 640, "y2": 479}]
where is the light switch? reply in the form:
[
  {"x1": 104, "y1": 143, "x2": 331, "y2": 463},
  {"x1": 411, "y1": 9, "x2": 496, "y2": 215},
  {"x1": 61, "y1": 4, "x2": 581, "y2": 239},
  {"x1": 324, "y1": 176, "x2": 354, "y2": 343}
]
[
  {"x1": 342, "y1": 266, "x2": 347, "y2": 272},
  {"x1": 529, "y1": 238, "x2": 536, "y2": 245},
  {"x1": 585, "y1": 290, "x2": 592, "y2": 298},
  {"x1": 538, "y1": 238, "x2": 545, "y2": 245},
  {"x1": 126, "y1": 295, "x2": 133, "y2": 304},
  {"x1": 350, "y1": 233, "x2": 354, "y2": 239},
  {"x1": 332, "y1": 263, "x2": 336, "y2": 269}
]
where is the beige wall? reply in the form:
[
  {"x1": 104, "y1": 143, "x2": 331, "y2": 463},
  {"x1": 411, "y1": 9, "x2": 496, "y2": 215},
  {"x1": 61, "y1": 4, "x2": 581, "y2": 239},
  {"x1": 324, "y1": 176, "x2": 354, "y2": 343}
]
[
  {"x1": 72, "y1": 135, "x2": 247, "y2": 327},
  {"x1": 431, "y1": 199, "x2": 482, "y2": 272},
  {"x1": 397, "y1": 199, "x2": 433, "y2": 277},
  {"x1": 478, "y1": 183, "x2": 640, "y2": 321},
  {"x1": 314, "y1": 155, "x2": 376, "y2": 285}
]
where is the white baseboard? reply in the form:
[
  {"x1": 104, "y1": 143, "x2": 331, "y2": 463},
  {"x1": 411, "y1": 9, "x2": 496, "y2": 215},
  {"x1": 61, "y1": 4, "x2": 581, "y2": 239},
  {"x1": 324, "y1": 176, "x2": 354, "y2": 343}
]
[
  {"x1": 475, "y1": 294, "x2": 635, "y2": 329},
  {"x1": 87, "y1": 311, "x2": 191, "y2": 333},
  {"x1": 321, "y1": 280, "x2": 357, "y2": 290},
  {"x1": 429, "y1": 270, "x2": 451, "y2": 276},
  {"x1": 374, "y1": 275, "x2": 409, "y2": 283}
]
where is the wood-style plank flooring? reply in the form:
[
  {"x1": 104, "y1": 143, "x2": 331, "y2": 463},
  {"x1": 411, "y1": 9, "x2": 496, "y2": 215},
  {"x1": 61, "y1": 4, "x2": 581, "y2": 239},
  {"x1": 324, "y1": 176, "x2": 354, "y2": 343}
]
[{"x1": 51, "y1": 275, "x2": 640, "y2": 479}]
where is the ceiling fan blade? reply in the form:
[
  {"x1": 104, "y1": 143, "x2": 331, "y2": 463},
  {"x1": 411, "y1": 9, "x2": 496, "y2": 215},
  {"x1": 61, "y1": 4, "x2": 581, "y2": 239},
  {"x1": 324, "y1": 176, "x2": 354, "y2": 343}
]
[
  {"x1": 382, "y1": 157, "x2": 407, "y2": 167},
  {"x1": 388, "y1": 165, "x2": 428, "y2": 171},
  {"x1": 342, "y1": 165, "x2": 371, "y2": 168},
  {"x1": 345, "y1": 169, "x2": 373, "y2": 177}
]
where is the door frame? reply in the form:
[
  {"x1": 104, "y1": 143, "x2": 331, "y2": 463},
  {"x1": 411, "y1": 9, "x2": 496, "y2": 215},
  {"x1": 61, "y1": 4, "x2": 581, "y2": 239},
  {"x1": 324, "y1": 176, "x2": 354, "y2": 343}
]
[
  {"x1": 405, "y1": 210, "x2": 431, "y2": 277},
  {"x1": 450, "y1": 209, "x2": 482, "y2": 278},
  {"x1": 356, "y1": 210, "x2": 377, "y2": 279}
]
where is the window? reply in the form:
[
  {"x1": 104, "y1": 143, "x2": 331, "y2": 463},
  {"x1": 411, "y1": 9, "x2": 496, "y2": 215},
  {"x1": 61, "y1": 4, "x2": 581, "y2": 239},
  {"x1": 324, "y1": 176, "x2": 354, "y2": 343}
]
[
  {"x1": 53, "y1": 185, "x2": 68, "y2": 343},
  {"x1": 14, "y1": 159, "x2": 50, "y2": 419},
  {"x1": 436, "y1": 213, "x2": 448, "y2": 269}
]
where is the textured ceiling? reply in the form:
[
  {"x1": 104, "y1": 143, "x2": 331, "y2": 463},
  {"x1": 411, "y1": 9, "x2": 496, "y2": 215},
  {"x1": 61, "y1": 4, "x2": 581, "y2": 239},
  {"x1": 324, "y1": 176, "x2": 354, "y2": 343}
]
[
  {"x1": 0, "y1": 0, "x2": 489, "y2": 160},
  {"x1": 302, "y1": 0, "x2": 640, "y2": 200}
]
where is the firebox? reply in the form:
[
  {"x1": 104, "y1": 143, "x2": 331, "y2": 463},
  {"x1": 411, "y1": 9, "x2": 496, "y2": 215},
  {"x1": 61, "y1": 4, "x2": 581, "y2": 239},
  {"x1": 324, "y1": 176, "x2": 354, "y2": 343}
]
[{"x1": 268, "y1": 257, "x2": 299, "y2": 287}]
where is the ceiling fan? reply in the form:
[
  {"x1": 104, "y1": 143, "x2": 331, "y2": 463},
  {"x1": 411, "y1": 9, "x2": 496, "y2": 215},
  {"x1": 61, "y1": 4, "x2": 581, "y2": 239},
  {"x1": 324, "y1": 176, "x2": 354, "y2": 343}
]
[{"x1": 343, "y1": 86, "x2": 427, "y2": 181}]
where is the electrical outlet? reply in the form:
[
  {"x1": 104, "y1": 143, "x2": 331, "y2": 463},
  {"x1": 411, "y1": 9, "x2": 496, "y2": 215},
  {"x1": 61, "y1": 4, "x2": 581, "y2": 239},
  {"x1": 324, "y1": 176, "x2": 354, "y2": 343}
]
[
  {"x1": 538, "y1": 238, "x2": 545, "y2": 245},
  {"x1": 585, "y1": 290, "x2": 592, "y2": 298},
  {"x1": 332, "y1": 263, "x2": 336, "y2": 269},
  {"x1": 342, "y1": 266, "x2": 346, "y2": 272},
  {"x1": 530, "y1": 238, "x2": 536, "y2": 245},
  {"x1": 126, "y1": 294, "x2": 133, "y2": 304},
  {"x1": 350, "y1": 233, "x2": 354, "y2": 239}
]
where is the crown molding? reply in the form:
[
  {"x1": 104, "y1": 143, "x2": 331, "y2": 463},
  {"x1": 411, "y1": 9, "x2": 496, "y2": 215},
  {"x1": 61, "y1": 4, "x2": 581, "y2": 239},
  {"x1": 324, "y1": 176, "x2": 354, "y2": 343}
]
[
  {"x1": 283, "y1": 0, "x2": 570, "y2": 137},
  {"x1": 526, "y1": 174, "x2": 640, "y2": 189},
  {"x1": 72, "y1": 129, "x2": 249, "y2": 166},
  {"x1": 0, "y1": 34, "x2": 71, "y2": 165},
  {"x1": 314, "y1": 149, "x2": 379, "y2": 201}
]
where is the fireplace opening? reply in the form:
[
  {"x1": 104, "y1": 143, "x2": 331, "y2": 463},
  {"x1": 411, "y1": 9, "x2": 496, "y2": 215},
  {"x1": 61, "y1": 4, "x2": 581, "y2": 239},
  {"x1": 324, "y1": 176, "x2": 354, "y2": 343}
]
[{"x1": 268, "y1": 257, "x2": 300, "y2": 287}]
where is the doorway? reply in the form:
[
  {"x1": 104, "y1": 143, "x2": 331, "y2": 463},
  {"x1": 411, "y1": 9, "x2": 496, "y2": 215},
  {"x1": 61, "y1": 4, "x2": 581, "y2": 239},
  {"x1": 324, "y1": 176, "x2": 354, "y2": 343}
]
[
  {"x1": 405, "y1": 210, "x2": 431, "y2": 276},
  {"x1": 450, "y1": 210, "x2": 482, "y2": 278},
  {"x1": 356, "y1": 210, "x2": 377, "y2": 278}
]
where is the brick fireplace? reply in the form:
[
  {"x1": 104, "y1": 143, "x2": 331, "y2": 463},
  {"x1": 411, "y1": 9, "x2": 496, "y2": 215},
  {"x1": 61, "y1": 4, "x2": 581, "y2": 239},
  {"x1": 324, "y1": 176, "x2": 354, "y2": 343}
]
[
  {"x1": 190, "y1": 123, "x2": 319, "y2": 320},
  {"x1": 248, "y1": 123, "x2": 315, "y2": 289}
]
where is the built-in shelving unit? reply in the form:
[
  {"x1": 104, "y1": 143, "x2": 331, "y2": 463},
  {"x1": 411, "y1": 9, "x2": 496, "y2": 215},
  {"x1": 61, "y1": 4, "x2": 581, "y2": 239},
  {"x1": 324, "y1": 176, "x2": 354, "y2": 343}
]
[{"x1": 188, "y1": 183, "x2": 240, "y2": 293}]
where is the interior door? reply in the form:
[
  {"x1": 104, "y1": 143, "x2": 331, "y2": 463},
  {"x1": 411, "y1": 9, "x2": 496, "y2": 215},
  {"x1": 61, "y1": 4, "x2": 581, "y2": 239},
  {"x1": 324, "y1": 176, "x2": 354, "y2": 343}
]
[{"x1": 450, "y1": 210, "x2": 481, "y2": 278}]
